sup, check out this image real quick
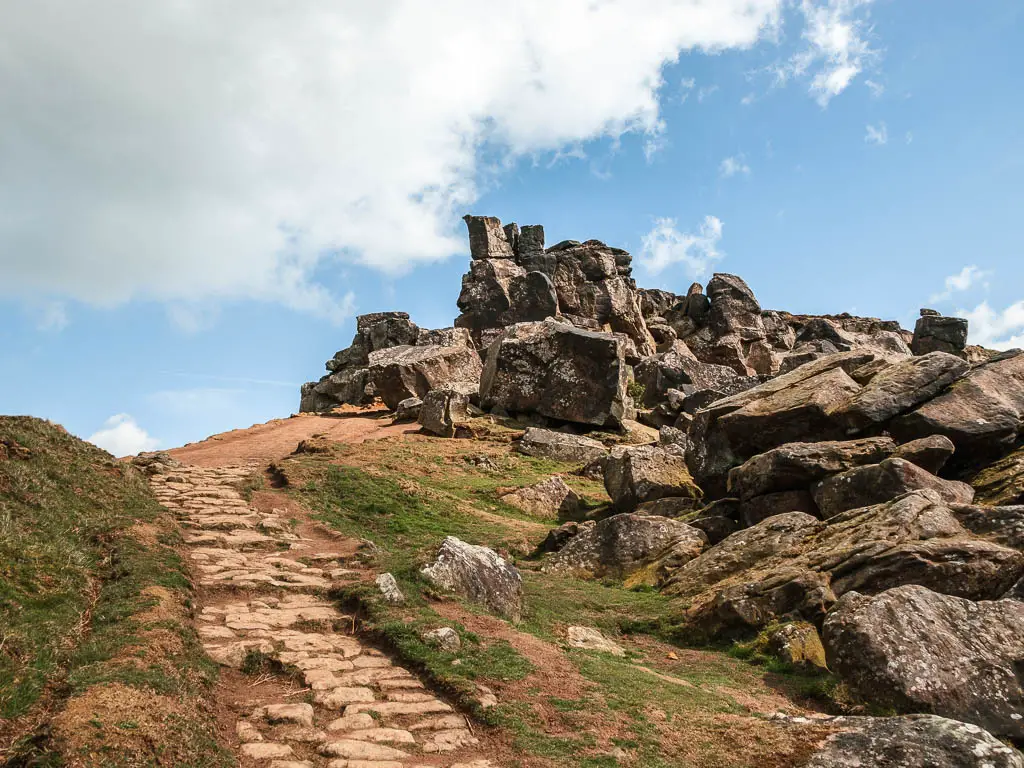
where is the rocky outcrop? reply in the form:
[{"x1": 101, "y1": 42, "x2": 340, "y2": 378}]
[
  {"x1": 300, "y1": 311, "x2": 476, "y2": 413},
  {"x1": 456, "y1": 215, "x2": 654, "y2": 356},
  {"x1": 662, "y1": 491, "x2": 1024, "y2": 636},
  {"x1": 421, "y1": 537, "x2": 524, "y2": 621},
  {"x1": 890, "y1": 350, "x2": 1024, "y2": 460},
  {"x1": 370, "y1": 344, "x2": 482, "y2": 410},
  {"x1": 480, "y1": 320, "x2": 629, "y2": 427},
  {"x1": 823, "y1": 585, "x2": 1024, "y2": 739},
  {"x1": 603, "y1": 444, "x2": 701, "y2": 512},
  {"x1": 812, "y1": 458, "x2": 975, "y2": 518},
  {"x1": 516, "y1": 428, "x2": 608, "y2": 465},
  {"x1": 911, "y1": 309, "x2": 969, "y2": 358},
  {"x1": 892, "y1": 434, "x2": 956, "y2": 474},
  {"x1": 726, "y1": 437, "x2": 896, "y2": 501},
  {"x1": 804, "y1": 714, "x2": 1024, "y2": 768},
  {"x1": 949, "y1": 504, "x2": 1024, "y2": 551},
  {"x1": 547, "y1": 513, "x2": 706, "y2": 585}
]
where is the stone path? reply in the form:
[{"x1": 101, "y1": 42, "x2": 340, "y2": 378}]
[{"x1": 149, "y1": 461, "x2": 492, "y2": 768}]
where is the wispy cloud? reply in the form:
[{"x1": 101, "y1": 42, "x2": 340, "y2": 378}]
[
  {"x1": 864, "y1": 122, "x2": 888, "y2": 145},
  {"x1": 36, "y1": 301, "x2": 69, "y2": 332},
  {"x1": 864, "y1": 79, "x2": 885, "y2": 97},
  {"x1": 719, "y1": 155, "x2": 751, "y2": 177},
  {"x1": 929, "y1": 265, "x2": 990, "y2": 303},
  {"x1": 639, "y1": 216, "x2": 724, "y2": 277},
  {"x1": 957, "y1": 300, "x2": 1024, "y2": 350},
  {"x1": 679, "y1": 77, "x2": 696, "y2": 102},
  {"x1": 88, "y1": 414, "x2": 160, "y2": 456},
  {"x1": 905, "y1": 131, "x2": 914, "y2": 145},
  {"x1": 697, "y1": 85, "x2": 719, "y2": 103}
]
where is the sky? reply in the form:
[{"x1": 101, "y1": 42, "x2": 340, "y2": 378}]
[{"x1": 1, "y1": 0, "x2": 1022, "y2": 456}]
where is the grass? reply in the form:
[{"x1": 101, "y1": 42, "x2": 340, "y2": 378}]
[{"x1": 0, "y1": 416, "x2": 231, "y2": 767}]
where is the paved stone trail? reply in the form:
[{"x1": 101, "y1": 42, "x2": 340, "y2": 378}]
[{"x1": 149, "y1": 460, "x2": 492, "y2": 768}]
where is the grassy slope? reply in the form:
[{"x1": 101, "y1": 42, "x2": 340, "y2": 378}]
[
  {"x1": 280, "y1": 426, "x2": 835, "y2": 768},
  {"x1": 0, "y1": 416, "x2": 230, "y2": 767}
]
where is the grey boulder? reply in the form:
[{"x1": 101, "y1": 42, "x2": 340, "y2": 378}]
[
  {"x1": 516, "y1": 427, "x2": 608, "y2": 465},
  {"x1": 823, "y1": 584, "x2": 1024, "y2": 739},
  {"x1": 421, "y1": 536, "x2": 524, "y2": 621},
  {"x1": 604, "y1": 443, "x2": 702, "y2": 512}
]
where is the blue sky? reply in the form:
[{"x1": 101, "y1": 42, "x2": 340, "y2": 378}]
[{"x1": 1, "y1": 0, "x2": 1022, "y2": 454}]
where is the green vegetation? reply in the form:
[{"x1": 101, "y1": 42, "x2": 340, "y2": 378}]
[{"x1": 0, "y1": 416, "x2": 230, "y2": 767}]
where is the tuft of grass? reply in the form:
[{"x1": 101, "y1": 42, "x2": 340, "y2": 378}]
[{"x1": 0, "y1": 417, "x2": 230, "y2": 766}]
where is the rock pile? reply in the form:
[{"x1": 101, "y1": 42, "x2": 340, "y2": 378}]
[{"x1": 294, "y1": 210, "x2": 1024, "y2": 762}]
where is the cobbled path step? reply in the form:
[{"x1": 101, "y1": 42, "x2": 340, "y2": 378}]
[{"x1": 149, "y1": 462, "x2": 493, "y2": 768}]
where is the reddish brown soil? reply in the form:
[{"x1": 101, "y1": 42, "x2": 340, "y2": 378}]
[{"x1": 167, "y1": 407, "x2": 414, "y2": 467}]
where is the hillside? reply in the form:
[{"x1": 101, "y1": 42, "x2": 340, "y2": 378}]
[{"x1": 1, "y1": 214, "x2": 1023, "y2": 768}]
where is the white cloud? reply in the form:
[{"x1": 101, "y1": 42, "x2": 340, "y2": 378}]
[
  {"x1": 957, "y1": 300, "x2": 1024, "y2": 350},
  {"x1": 639, "y1": 216, "x2": 724, "y2": 276},
  {"x1": 864, "y1": 122, "x2": 888, "y2": 145},
  {"x1": 719, "y1": 155, "x2": 751, "y2": 177},
  {"x1": 88, "y1": 414, "x2": 160, "y2": 456},
  {"x1": 905, "y1": 131, "x2": 914, "y2": 145},
  {"x1": 697, "y1": 85, "x2": 720, "y2": 102},
  {"x1": 36, "y1": 301, "x2": 69, "y2": 332},
  {"x1": 864, "y1": 78, "x2": 884, "y2": 97},
  {"x1": 779, "y1": 0, "x2": 878, "y2": 106},
  {"x1": 0, "y1": 1, "x2": 807, "y2": 322},
  {"x1": 929, "y1": 265, "x2": 990, "y2": 303},
  {"x1": 679, "y1": 77, "x2": 697, "y2": 102},
  {"x1": 740, "y1": 93, "x2": 756, "y2": 105}
]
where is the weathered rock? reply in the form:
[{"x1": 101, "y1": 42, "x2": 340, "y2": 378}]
[
  {"x1": 832, "y1": 352, "x2": 970, "y2": 433},
  {"x1": 369, "y1": 344, "x2": 482, "y2": 410},
  {"x1": 394, "y1": 397, "x2": 423, "y2": 422},
  {"x1": 547, "y1": 513, "x2": 705, "y2": 585},
  {"x1": 726, "y1": 437, "x2": 896, "y2": 501},
  {"x1": 892, "y1": 435, "x2": 956, "y2": 475},
  {"x1": 890, "y1": 351, "x2": 1024, "y2": 459},
  {"x1": 501, "y1": 476, "x2": 581, "y2": 519},
  {"x1": 418, "y1": 389, "x2": 471, "y2": 438},
  {"x1": 633, "y1": 343, "x2": 748, "y2": 407},
  {"x1": 634, "y1": 496, "x2": 700, "y2": 518},
  {"x1": 375, "y1": 573, "x2": 405, "y2": 605},
  {"x1": 823, "y1": 585, "x2": 1024, "y2": 739},
  {"x1": 739, "y1": 490, "x2": 818, "y2": 528},
  {"x1": 565, "y1": 626, "x2": 625, "y2": 656},
  {"x1": 537, "y1": 520, "x2": 593, "y2": 554},
  {"x1": 422, "y1": 627, "x2": 461, "y2": 653},
  {"x1": 416, "y1": 326, "x2": 475, "y2": 349},
  {"x1": 812, "y1": 458, "x2": 975, "y2": 519},
  {"x1": 950, "y1": 504, "x2": 1024, "y2": 551},
  {"x1": 912, "y1": 312, "x2": 969, "y2": 357},
  {"x1": 764, "y1": 621, "x2": 827, "y2": 669},
  {"x1": 968, "y1": 445, "x2": 1024, "y2": 506},
  {"x1": 663, "y1": 492, "x2": 1024, "y2": 635},
  {"x1": 604, "y1": 444, "x2": 702, "y2": 512},
  {"x1": 480, "y1": 320, "x2": 629, "y2": 427},
  {"x1": 517, "y1": 428, "x2": 608, "y2": 465},
  {"x1": 421, "y1": 537, "x2": 524, "y2": 621},
  {"x1": 464, "y1": 214, "x2": 515, "y2": 259},
  {"x1": 804, "y1": 714, "x2": 1024, "y2": 768}
]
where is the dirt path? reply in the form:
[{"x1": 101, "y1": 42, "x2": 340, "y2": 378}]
[
  {"x1": 168, "y1": 408, "x2": 413, "y2": 467},
  {"x1": 148, "y1": 458, "x2": 493, "y2": 768}
]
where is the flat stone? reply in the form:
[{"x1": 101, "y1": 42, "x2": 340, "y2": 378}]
[
  {"x1": 319, "y1": 739, "x2": 410, "y2": 759},
  {"x1": 240, "y1": 742, "x2": 294, "y2": 760},
  {"x1": 344, "y1": 728, "x2": 415, "y2": 744},
  {"x1": 313, "y1": 687, "x2": 376, "y2": 707}
]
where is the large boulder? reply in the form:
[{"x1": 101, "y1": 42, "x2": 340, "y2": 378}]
[
  {"x1": 421, "y1": 537, "x2": 523, "y2": 621},
  {"x1": 823, "y1": 585, "x2": 1024, "y2": 739},
  {"x1": 804, "y1": 714, "x2": 1024, "y2": 768},
  {"x1": 547, "y1": 513, "x2": 706, "y2": 585},
  {"x1": 662, "y1": 491, "x2": 1024, "y2": 636},
  {"x1": 968, "y1": 445, "x2": 1024, "y2": 506},
  {"x1": 950, "y1": 504, "x2": 1024, "y2": 551},
  {"x1": 832, "y1": 352, "x2": 969, "y2": 433},
  {"x1": 418, "y1": 389, "x2": 471, "y2": 438},
  {"x1": 500, "y1": 476, "x2": 581, "y2": 519},
  {"x1": 516, "y1": 428, "x2": 608, "y2": 465},
  {"x1": 726, "y1": 437, "x2": 896, "y2": 501},
  {"x1": 604, "y1": 444, "x2": 702, "y2": 512},
  {"x1": 812, "y1": 458, "x2": 975, "y2": 518},
  {"x1": 738, "y1": 490, "x2": 818, "y2": 527},
  {"x1": 463, "y1": 214, "x2": 515, "y2": 260},
  {"x1": 911, "y1": 311, "x2": 969, "y2": 357},
  {"x1": 890, "y1": 351, "x2": 1024, "y2": 460},
  {"x1": 892, "y1": 435, "x2": 956, "y2": 475},
  {"x1": 480, "y1": 320, "x2": 629, "y2": 427},
  {"x1": 369, "y1": 344, "x2": 482, "y2": 410}
]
